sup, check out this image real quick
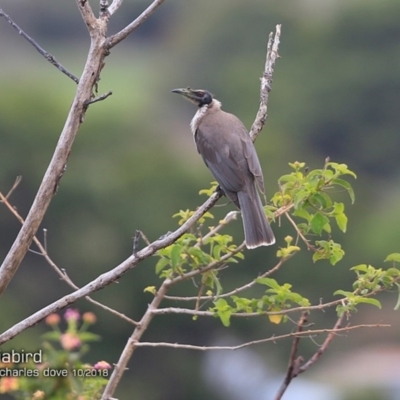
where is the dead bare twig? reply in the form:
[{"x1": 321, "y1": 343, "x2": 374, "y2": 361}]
[
  {"x1": 274, "y1": 313, "x2": 346, "y2": 400},
  {"x1": 0, "y1": 190, "x2": 137, "y2": 326},
  {"x1": 0, "y1": 9, "x2": 79, "y2": 84},
  {"x1": 134, "y1": 322, "x2": 389, "y2": 351}
]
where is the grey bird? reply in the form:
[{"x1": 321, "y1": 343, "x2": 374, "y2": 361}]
[{"x1": 172, "y1": 88, "x2": 275, "y2": 249}]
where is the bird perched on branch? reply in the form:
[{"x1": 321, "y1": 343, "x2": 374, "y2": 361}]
[{"x1": 172, "y1": 88, "x2": 275, "y2": 249}]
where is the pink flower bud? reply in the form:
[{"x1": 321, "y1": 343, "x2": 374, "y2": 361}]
[
  {"x1": 60, "y1": 333, "x2": 81, "y2": 350},
  {"x1": 45, "y1": 313, "x2": 61, "y2": 326},
  {"x1": 64, "y1": 308, "x2": 80, "y2": 322},
  {"x1": 82, "y1": 312, "x2": 97, "y2": 324},
  {"x1": 94, "y1": 360, "x2": 111, "y2": 370}
]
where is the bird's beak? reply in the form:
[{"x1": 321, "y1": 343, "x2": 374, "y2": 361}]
[{"x1": 171, "y1": 87, "x2": 199, "y2": 102}]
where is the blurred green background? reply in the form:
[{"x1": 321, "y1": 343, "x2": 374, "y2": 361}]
[{"x1": 1, "y1": 0, "x2": 400, "y2": 399}]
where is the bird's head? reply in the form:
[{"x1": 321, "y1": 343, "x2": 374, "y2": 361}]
[{"x1": 171, "y1": 88, "x2": 213, "y2": 107}]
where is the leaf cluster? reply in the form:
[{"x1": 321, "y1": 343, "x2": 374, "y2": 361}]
[
  {"x1": 152, "y1": 160, "x2": 400, "y2": 332},
  {"x1": 272, "y1": 161, "x2": 356, "y2": 265}
]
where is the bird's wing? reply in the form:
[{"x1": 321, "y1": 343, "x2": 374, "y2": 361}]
[
  {"x1": 195, "y1": 110, "x2": 265, "y2": 197},
  {"x1": 242, "y1": 135, "x2": 265, "y2": 195},
  {"x1": 195, "y1": 126, "x2": 244, "y2": 194}
]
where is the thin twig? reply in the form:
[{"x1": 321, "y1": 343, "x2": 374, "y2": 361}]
[
  {"x1": 0, "y1": 191, "x2": 138, "y2": 326},
  {"x1": 106, "y1": 0, "x2": 166, "y2": 49},
  {"x1": 132, "y1": 230, "x2": 141, "y2": 255},
  {"x1": 108, "y1": 0, "x2": 124, "y2": 16},
  {"x1": 196, "y1": 211, "x2": 239, "y2": 246},
  {"x1": 2, "y1": 176, "x2": 22, "y2": 200},
  {"x1": 298, "y1": 313, "x2": 345, "y2": 373},
  {"x1": 285, "y1": 212, "x2": 316, "y2": 251},
  {"x1": 76, "y1": 0, "x2": 98, "y2": 32},
  {"x1": 164, "y1": 257, "x2": 287, "y2": 302},
  {"x1": 274, "y1": 312, "x2": 308, "y2": 400},
  {"x1": 0, "y1": 8, "x2": 79, "y2": 84},
  {"x1": 250, "y1": 24, "x2": 281, "y2": 141},
  {"x1": 274, "y1": 313, "x2": 346, "y2": 400},
  {"x1": 43, "y1": 228, "x2": 48, "y2": 252},
  {"x1": 84, "y1": 90, "x2": 113, "y2": 106},
  {"x1": 133, "y1": 323, "x2": 389, "y2": 351}
]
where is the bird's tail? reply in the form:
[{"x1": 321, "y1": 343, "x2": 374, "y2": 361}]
[{"x1": 238, "y1": 184, "x2": 275, "y2": 249}]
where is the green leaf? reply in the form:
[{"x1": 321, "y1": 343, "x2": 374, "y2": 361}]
[
  {"x1": 351, "y1": 264, "x2": 368, "y2": 272},
  {"x1": 332, "y1": 202, "x2": 345, "y2": 213},
  {"x1": 313, "y1": 240, "x2": 344, "y2": 265},
  {"x1": 310, "y1": 192, "x2": 332, "y2": 209},
  {"x1": 288, "y1": 161, "x2": 306, "y2": 171},
  {"x1": 293, "y1": 208, "x2": 312, "y2": 221},
  {"x1": 188, "y1": 246, "x2": 212, "y2": 265},
  {"x1": 310, "y1": 213, "x2": 329, "y2": 235},
  {"x1": 335, "y1": 212, "x2": 348, "y2": 233},
  {"x1": 213, "y1": 244, "x2": 222, "y2": 260},
  {"x1": 155, "y1": 258, "x2": 170, "y2": 274},
  {"x1": 329, "y1": 248, "x2": 344, "y2": 265},
  {"x1": 199, "y1": 181, "x2": 219, "y2": 196},
  {"x1": 385, "y1": 253, "x2": 400, "y2": 263},
  {"x1": 355, "y1": 297, "x2": 381, "y2": 308},
  {"x1": 279, "y1": 174, "x2": 299, "y2": 183},
  {"x1": 293, "y1": 189, "x2": 310, "y2": 209},
  {"x1": 170, "y1": 244, "x2": 182, "y2": 269},
  {"x1": 332, "y1": 178, "x2": 356, "y2": 203},
  {"x1": 202, "y1": 271, "x2": 223, "y2": 295},
  {"x1": 213, "y1": 299, "x2": 232, "y2": 327},
  {"x1": 327, "y1": 162, "x2": 357, "y2": 179},
  {"x1": 256, "y1": 277, "x2": 281, "y2": 290},
  {"x1": 232, "y1": 296, "x2": 254, "y2": 313},
  {"x1": 173, "y1": 209, "x2": 191, "y2": 225},
  {"x1": 334, "y1": 289, "x2": 353, "y2": 297},
  {"x1": 144, "y1": 286, "x2": 156, "y2": 294}
]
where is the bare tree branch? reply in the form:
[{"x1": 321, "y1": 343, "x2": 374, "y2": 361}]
[
  {"x1": 298, "y1": 313, "x2": 345, "y2": 373},
  {"x1": 274, "y1": 312, "x2": 308, "y2": 400},
  {"x1": 250, "y1": 24, "x2": 281, "y2": 141},
  {"x1": 2, "y1": 176, "x2": 22, "y2": 200},
  {"x1": 0, "y1": 191, "x2": 221, "y2": 346},
  {"x1": 84, "y1": 90, "x2": 113, "y2": 106},
  {"x1": 133, "y1": 323, "x2": 389, "y2": 351},
  {"x1": 0, "y1": 8, "x2": 79, "y2": 84},
  {"x1": 274, "y1": 313, "x2": 346, "y2": 400},
  {"x1": 101, "y1": 278, "x2": 172, "y2": 399},
  {"x1": 76, "y1": 0, "x2": 98, "y2": 33},
  {"x1": 100, "y1": 0, "x2": 110, "y2": 15},
  {"x1": 196, "y1": 210, "x2": 239, "y2": 245},
  {"x1": 285, "y1": 211, "x2": 316, "y2": 251},
  {"x1": 0, "y1": 2, "x2": 110, "y2": 296},
  {"x1": 106, "y1": 0, "x2": 166, "y2": 49},
  {"x1": 108, "y1": 0, "x2": 124, "y2": 16},
  {"x1": 164, "y1": 257, "x2": 287, "y2": 302}
]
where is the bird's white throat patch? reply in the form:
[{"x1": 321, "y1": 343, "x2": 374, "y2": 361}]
[{"x1": 190, "y1": 99, "x2": 221, "y2": 135}]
